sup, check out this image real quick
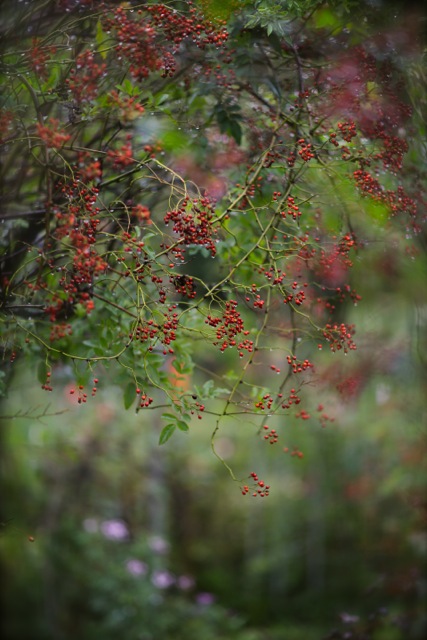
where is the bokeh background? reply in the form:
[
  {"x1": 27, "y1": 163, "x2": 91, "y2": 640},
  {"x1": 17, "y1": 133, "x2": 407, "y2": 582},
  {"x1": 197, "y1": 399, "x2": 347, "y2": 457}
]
[{"x1": 1, "y1": 249, "x2": 427, "y2": 639}]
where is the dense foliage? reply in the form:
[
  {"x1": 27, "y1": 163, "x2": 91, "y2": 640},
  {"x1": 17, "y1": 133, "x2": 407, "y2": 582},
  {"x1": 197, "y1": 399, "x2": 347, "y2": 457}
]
[
  {"x1": 1, "y1": 1, "x2": 427, "y2": 639},
  {"x1": 1, "y1": 1, "x2": 426, "y2": 480}
]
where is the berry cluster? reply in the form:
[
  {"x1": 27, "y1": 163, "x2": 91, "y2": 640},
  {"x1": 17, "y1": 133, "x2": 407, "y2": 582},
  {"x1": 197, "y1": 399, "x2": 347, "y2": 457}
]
[
  {"x1": 323, "y1": 323, "x2": 357, "y2": 353},
  {"x1": 190, "y1": 400, "x2": 205, "y2": 420},
  {"x1": 76, "y1": 153, "x2": 103, "y2": 184},
  {"x1": 164, "y1": 197, "x2": 217, "y2": 257},
  {"x1": 131, "y1": 204, "x2": 151, "y2": 223},
  {"x1": 283, "y1": 281, "x2": 308, "y2": 306},
  {"x1": 316, "y1": 404, "x2": 335, "y2": 428},
  {"x1": 242, "y1": 471, "x2": 270, "y2": 497},
  {"x1": 106, "y1": 136, "x2": 135, "y2": 169},
  {"x1": 280, "y1": 388, "x2": 302, "y2": 410},
  {"x1": 107, "y1": 90, "x2": 145, "y2": 123},
  {"x1": 29, "y1": 38, "x2": 56, "y2": 80},
  {"x1": 33, "y1": 181, "x2": 108, "y2": 330},
  {"x1": 281, "y1": 196, "x2": 302, "y2": 220},
  {"x1": 36, "y1": 118, "x2": 71, "y2": 149},
  {"x1": 205, "y1": 300, "x2": 251, "y2": 352},
  {"x1": 49, "y1": 322, "x2": 73, "y2": 342},
  {"x1": 262, "y1": 425, "x2": 278, "y2": 444},
  {"x1": 66, "y1": 50, "x2": 107, "y2": 103},
  {"x1": 255, "y1": 393, "x2": 274, "y2": 411},
  {"x1": 286, "y1": 355, "x2": 314, "y2": 374},
  {"x1": 335, "y1": 284, "x2": 362, "y2": 306},
  {"x1": 255, "y1": 388, "x2": 302, "y2": 412},
  {"x1": 310, "y1": 234, "x2": 357, "y2": 293},
  {"x1": 295, "y1": 409, "x2": 310, "y2": 420},
  {"x1": 0, "y1": 109, "x2": 14, "y2": 143},
  {"x1": 41, "y1": 371, "x2": 53, "y2": 392},
  {"x1": 374, "y1": 132, "x2": 408, "y2": 172},
  {"x1": 353, "y1": 170, "x2": 418, "y2": 226},
  {"x1": 283, "y1": 447, "x2": 304, "y2": 458},
  {"x1": 297, "y1": 138, "x2": 315, "y2": 162},
  {"x1": 132, "y1": 307, "x2": 179, "y2": 354},
  {"x1": 103, "y1": 8, "x2": 162, "y2": 81},
  {"x1": 337, "y1": 121, "x2": 357, "y2": 142},
  {"x1": 172, "y1": 275, "x2": 197, "y2": 299},
  {"x1": 260, "y1": 266, "x2": 286, "y2": 286},
  {"x1": 103, "y1": 3, "x2": 228, "y2": 81},
  {"x1": 69, "y1": 381, "x2": 98, "y2": 403},
  {"x1": 136, "y1": 388, "x2": 154, "y2": 409},
  {"x1": 145, "y1": 2, "x2": 228, "y2": 52},
  {"x1": 336, "y1": 373, "x2": 364, "y2": 400},
  {"x1": 244, "y1": 283, "x2": 266, "y2": 310}
]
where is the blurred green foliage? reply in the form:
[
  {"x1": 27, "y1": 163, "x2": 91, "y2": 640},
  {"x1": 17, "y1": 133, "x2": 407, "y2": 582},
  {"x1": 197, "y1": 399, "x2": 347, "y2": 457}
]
[{"x1": 1, "y1": 287, "x2": 426, "y2": 638}]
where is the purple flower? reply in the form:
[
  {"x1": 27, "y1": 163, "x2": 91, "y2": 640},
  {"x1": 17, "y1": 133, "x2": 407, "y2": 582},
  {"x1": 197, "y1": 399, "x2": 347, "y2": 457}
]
[
  {"x1": 151, "y1": 569, "x2": 175, "y2": 589},
  {"x1": 100, "y1": 519, "x2": 129, "y2": 541},
  {"x1": 340, "y1": 612, "x2": 360, "y2": 624},
  {"x1": 148, "y1": 535, "x2": 169, "y2": 554},
  {"x1": 177, "y1": 575, "x2": 195, "y2": 590},
  {"x1": 126, "y1": 559, "x2": 148, "y2": 576},
  {"x1": 196, "y1": 592, "x2": 215, "y2": 606}
]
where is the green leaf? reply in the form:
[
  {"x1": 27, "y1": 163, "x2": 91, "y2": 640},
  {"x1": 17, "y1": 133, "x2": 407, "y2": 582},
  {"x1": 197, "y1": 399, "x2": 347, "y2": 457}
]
[
  {"x1": 162, "y1": 412, "x2": 178, "y2": 421},
  {"x1": 172, "y1": 352, "x2": 193, "y2": 375},
  {"x1": 227, "y1": 119, "x2": 242, "y2": 145},
  {"x1": 161, "y1": 129, "x2": 189, "y2": 152},
  {"x1": 312, "y1": 7, "x2": 343, "y2": 33},
  {"x1": 123, "y1": 382, "x2": 136, "y2": 410},
  {"x1": 365, "y1": 199, "x2": 389, "y2": 225},
  {"x1": 96, "y1": 19, "x2": 108, "y2": 59},
  {"x1": 116, "y1": 79, "x2": 136, "y2": 95},
  {"x1": 172, "y1": 359, "x2": 184, "y2": 374},
  {"x1": 176, "y1": 420, "x2": 189, "y2": 432},
  {"x1": 37, "y1": 361, "x2": 48, "y2": 384},
  {"x1": 0, "y1": 370, "x2": 6, "y2": 398},
  {"x1": 159, "y1": 424, "x2": 176, "y2": 445},
  {"x1": 160, "y1": 412, "x2": 189, "y2": 432}
]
